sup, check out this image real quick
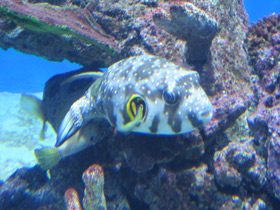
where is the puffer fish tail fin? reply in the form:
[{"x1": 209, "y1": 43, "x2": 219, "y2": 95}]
[{"x1": 34, "y1": 147, "x2": 62, "y2": 171}]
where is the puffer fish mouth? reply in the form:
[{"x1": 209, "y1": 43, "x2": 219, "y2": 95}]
[
  {"x1": 200, "y1": 109, "x2": 212, "y2": 119},
  {"x1": 126, "y1": 94, "x2": 147, "y2": 122}
]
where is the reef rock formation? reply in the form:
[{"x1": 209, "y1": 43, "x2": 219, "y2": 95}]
[
  {"x1": 153, "y1": 1, "x2": 219, "y2": 65},
  {"x1": 246, "y1": 13, "x2": 280, "y2": 201}
]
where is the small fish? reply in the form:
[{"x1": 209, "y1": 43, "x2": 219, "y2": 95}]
[
  {"x1": 20, "y1": 68, "x2": 111, "y2": 170},
  {"x1": 34, "y1": 119, "x2": 109, "y2": 170},
  {"x1": 57, "y1": 54, "x2": 213, "y2": 147}
]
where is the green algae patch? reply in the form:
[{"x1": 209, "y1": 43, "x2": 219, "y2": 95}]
[{"x1": 0, "y1": 0, "x2": 120, "y2": 56}]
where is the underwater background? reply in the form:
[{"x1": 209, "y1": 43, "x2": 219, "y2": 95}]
[{"x1": 0, "y1": 0, "x2": 280, "y2": 209}]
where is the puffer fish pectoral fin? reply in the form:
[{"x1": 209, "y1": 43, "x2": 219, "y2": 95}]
[
  {"x1": 117, "y1": 105, "x2": 144, "y2": 133},
  {"x1": 34, "y1": 147, "x2": 62, "y2": 170},
  {"x1": 56, "y1": 110, "x2": 82, "y2": 147},
  {"x1": 56, "y1": 91, "x2": 95, "y2": 147}
]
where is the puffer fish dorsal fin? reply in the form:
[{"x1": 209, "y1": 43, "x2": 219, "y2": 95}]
[{"x1": 61, "y1": 72, "x2": 103, "y2": 87}]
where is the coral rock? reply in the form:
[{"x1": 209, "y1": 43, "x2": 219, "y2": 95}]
[
  {"x1": 246, "y1": 13, "x2": 280, "y2": 200},
  {"x1": 0, "y1": 0, "x2": 120, "y2": 66},
  {"x1": 153, "y1": 1, "x2": 219, "y2": 64},
  {"x1": 214, "y1": 140, "x2": 267, "y2": 191},
  {"x1": 134, "y1": 164, "x2": 222, "y2": 209}
]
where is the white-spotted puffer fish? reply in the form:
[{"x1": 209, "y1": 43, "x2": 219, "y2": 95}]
[
  {"x1": 57, "y1": 54, "x2": 213, "y2": 147},
  {"x1": 34, "y1": 54, "x2": 213, "y2": 170}
]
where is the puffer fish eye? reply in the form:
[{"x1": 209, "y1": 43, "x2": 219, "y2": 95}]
[
  {"x1": 163, "y1": 89, "x2": 180, "y2": 105},
  {"x1": 127, "y1": 94, "x2": 146, "y2": 120}
]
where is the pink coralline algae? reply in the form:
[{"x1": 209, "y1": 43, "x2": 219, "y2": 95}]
[
  {"x1": 64, "y1": 188, "x2": 82, "y2": 210},
  {"x1": 82, "y1": 164, "x2": 106, "y2": 210},
  {"x1": 64, "y1": 164, "x2": 106, "y2": 210}
]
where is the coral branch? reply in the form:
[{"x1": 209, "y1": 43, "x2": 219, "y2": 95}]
[
  {"x1": 64, "y1": 188, "x2": 82, "y2": 210},
  {"x1": 82, "y1": 164, "x2": 106, "y2": 210}
]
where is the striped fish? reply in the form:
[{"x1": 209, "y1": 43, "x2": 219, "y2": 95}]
[{"x1": 57, "y1": 54, "x2": 213, "y2": 147}]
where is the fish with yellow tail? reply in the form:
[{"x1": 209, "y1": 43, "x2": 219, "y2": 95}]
[
  {"x1": 20, "y1": 68, "x2": 111, "y2": 171},
  {"x1": 34, "y1": 119, "x2": 109, "y2": 171}
]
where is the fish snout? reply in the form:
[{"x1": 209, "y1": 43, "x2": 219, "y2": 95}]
[
  {"x1": 187, "y1": 105, "x2": 213, "y2": 129},
  {"x1": 198, "y1": 108, "x2": 213, "y2": 125},
  {"x1": 56, "y1": 109, "x2": 83, "y2": 147}
]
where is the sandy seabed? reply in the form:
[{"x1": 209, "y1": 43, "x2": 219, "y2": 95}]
[{"x1": 0, "y1": 92, "x2": 56, "y2": 181}]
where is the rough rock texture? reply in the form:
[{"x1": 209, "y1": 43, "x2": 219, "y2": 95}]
[
  {"x1": 0, "y1": 0, "x2": 121, "y2": 67},
  {"x1": 153, "y1": 1, "x2": 219, "y2": 65},
  {"x1": 246, "y1": 13, "x2": 280, "y2": 201},
  {"x1": 214, "y1": 140, "x2": 267, "y2": 190},
  {"x1": 2, "y1": 0, "x2": 280, "y2": 210}
]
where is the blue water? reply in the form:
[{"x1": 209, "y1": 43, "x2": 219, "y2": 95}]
[
  {"x1": 0, "y1": 0, "x2": 279, "y2": 93},
  {"x1": 0, "y1": 49, "x2": 81, "y2": 93}
]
